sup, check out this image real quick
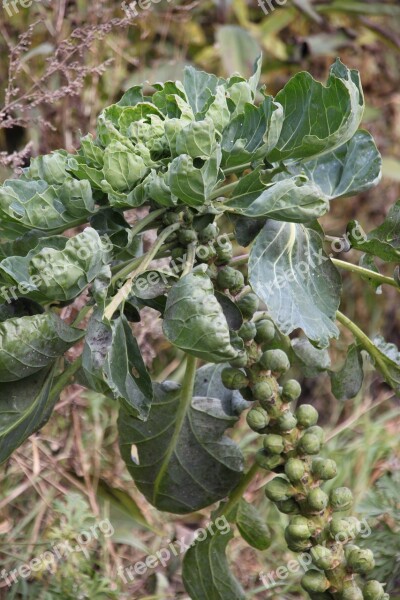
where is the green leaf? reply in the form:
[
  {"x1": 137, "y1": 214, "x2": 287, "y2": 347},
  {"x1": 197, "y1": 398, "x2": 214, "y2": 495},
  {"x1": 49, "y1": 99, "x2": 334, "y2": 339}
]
[
  {"x1": 236, "y1": 499, "x2": 272, "y2": 550},
  {"x1": 347, "y1": 200, "x2": 400, "y2": 262},
  {"x1": 225, "y1": 169, "x2": 329, "y2": 223},
  {"x1": 23, "y1": 150, "x2": 70, "y2": 184},
  {"x1": 176, "y1": 118, "x2": 217, "y2": 159},
  {"x1": 163, "y1": 270, "x2": 238, "y2": 362},
  {"x1": 183, "y1": 66, "x2": 223, "y2": 116},
  {"x1": 0, "y1": 313, "x2": 83, "y2": 382},
  {"x1": 169, "y1": 151, "x2": 222, "y2": 207},
  {"x1": 368, "y1": 336, "x2": 400, "y2": 394},
  {"x1": 118, "y1": 366, "x2": 244, "y2": 514},
  {"x1": 102, "y1": 141, "x2": 148, "y2": 193},
  {"x1": 0, "y1": 177, "x2": 95, "y2": 234},
  {"x1": 82, "y1": 312, "x2": 153, "y2": 420},
  {"x1": 268, "y1": 59, "x2": 364, "y2": 162},
  {"x1": 0, "y1": 365, "x2": 56, "y2": 464},
  {"x1": 330, "y1": 344, "x2": 364, "y2": 400},
  {"x1": 215, "y1": 291, "x2": 243, "y2": 331},
  {"x1": 249, "y1": 221, "x2": 342, "y2": 347},
  {"x1": 221, "y1": 97, "x2": 283, "y2": 169},
  {"x1": 132, "y1": 269, "x2": 178, "y2": 300},
  {"x1": 182, "y1": 528, "x2": 246, "y2": 600},
  {"x1": 291, "y1": 337, "x2": 331, "y2": 377}
]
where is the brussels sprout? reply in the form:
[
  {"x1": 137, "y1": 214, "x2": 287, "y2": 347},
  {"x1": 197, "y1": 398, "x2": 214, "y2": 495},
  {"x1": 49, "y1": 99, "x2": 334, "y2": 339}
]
[
  {"x1": 276, "y1": 498, "x2": 300, "y2": 515},
  {"x1": 221, "y1": 367, "x2": 249, "y2": 390},
  {"x1": 347, "y1": 548, "x2": 375, "y2": 574},
  {"x1": 286, "y1": 516, "x2": 312, "y2": 540},
  {"x1": 307, "y1": 426, "x2": 325, "y2": 444},
  {"x1": 298, "y1": 433, "x2": 321, "y2": 455},
  {"x1": 282, "y1": 379, "x2": 302, "y2": 401},
  {"x1": 255, "y1": 450, "x2": 283, "y2": 470},
  {"x1": 277, "y1": 410, "x2": 297, "y2": 432},
  {"x1": 238, "y1": 321, "x2": 257, "y2": 342},
  {"x1": 301, "y1": 570, "x2": 330, "y2": 593},
  {"x1": 216, "y1": 266, "x2": 245, "y2": 293},
  {"x1": 311, "y1": 458, "x2": 337, "y2": 481},
  {"x1": 330, "y1": 487, "x2": 353, "y2": 512},
  {"x1": 264, "y1": 477, "x2": 293, "y2": 502},
  {"x1": 296, "y1": 404, "x2": 319, "y2": 428},
  {"x1": 329, "y1": 518, "x2": 358, "y2": 542},
  {"x1": 263, "y1": 434, "x2": 285, "y2": 455},
  {"x1": 259, "y1": 349, "x2": 290, "y2": 375},
  {"x1": 285, "y1": 458, "x2": 306, "y2": 483},
  {"x1": 215, "y1": 244, "x2": 233, "y2": 265},
  {"x1": 246, "y1": 407, "x2": 270, "y2": 431},
  {"x1": 311, "y1": 545, "x2": 335, "y2": 570},
  {"x1": 306, "y1": 488, "x2": 329, "y2": 512},
  {"x1": 178, "y1": 228, "x2": 198, "y2": 245},
  {"x1": 229, "y1": 352, "x2": 248, "y2": 368},
  {"x1": 363, "y1": 580, "x2": 386, "y2": 600},
  {"x1": 163, "y1": 211, "x2": 180, "y2": 225},
  {"x1": 342, "y1": 582, "x2": 363, "y2": 600},
  {"x1": 253, "y1": 381, "x2": 274, "y2": 402},
  {"x1": 171, "y1": 246, "x2": 186, "y2": 261},
  {"x1": 236, "y1": 293, "x2": 259, "y2": 319},
  {"x1": 198, "y1": 223, "x2": 219, "y2": 243},
  {"x1": 254, "y1": 319, "x2": 276, "y2": 344},
  {"x1": 286, "y1": 534, "x2": 312, "y2": 552}
]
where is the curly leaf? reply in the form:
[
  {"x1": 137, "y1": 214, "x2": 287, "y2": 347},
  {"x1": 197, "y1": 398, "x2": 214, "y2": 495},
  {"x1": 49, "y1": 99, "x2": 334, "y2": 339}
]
[
  {"x1": 0, "y1": 313, "x2": 83, "y2": 382},
  {"x1": 163, "y1": 270, "x2": 237, "y2": 362},
  {"x1": 118, "y1": 365, "x2": 244, "y2": 514},
  {"x1": 182, "y1": 528, "x2": 246, "y2": 600},
  {"x1": 82, "y1": 312, "x2": 153, "y2": 419},
  {"x1": 268, "y1": 59, "x2": 364, "y2": 162},
  {"x1": 0, "y1": 365, "x2": 56, "y2": 463},
  {"x1": 249, "y1": 221, "x2": 342, "y2": 347}
]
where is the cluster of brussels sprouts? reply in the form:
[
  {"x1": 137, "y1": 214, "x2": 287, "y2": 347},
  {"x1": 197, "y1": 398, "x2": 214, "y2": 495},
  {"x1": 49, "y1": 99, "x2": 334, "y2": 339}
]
[{"x1": 206, "y1": 258, "x2": 388, "y2": 600}]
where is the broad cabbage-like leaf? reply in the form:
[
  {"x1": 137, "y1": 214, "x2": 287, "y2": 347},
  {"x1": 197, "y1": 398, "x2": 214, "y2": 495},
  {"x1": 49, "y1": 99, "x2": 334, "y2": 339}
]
[
  {"x1": 0, "y1": 313, "x2": 83, "y2": 382},
  {"x1": 249, "y1": 220, "x2": 342, "y2": 347},
  {"x1": 118, "y1": 365, "x2": 244, "y2": 513},
  {"x1": 347, "y1": 200, "x2": 400, "y2": 262}
]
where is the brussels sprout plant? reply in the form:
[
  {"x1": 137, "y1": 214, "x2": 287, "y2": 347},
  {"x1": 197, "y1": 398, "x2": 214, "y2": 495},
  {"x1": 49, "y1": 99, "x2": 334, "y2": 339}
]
[{"x1": 1, "y1": 57, "x2": 398, "y2": 599}]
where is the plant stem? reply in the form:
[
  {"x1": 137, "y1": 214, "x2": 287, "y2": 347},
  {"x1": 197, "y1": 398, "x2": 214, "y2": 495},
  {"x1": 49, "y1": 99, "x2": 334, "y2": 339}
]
[
  {"x1": 152, "y1": 354, "x2": 197, "y2": 503},
  {"x1": 182, "y1": 242, "x2": 196, "y2": 276},
  {"x1": 72, "y1": 304, "x2": 92, "y2": 326},
  {"x1": 222, "y1": 162, "x2": 252, "y2": 176},
  {"x1": 217, "y1": 463, "x2": 260, "y2": 518},
  {"x1": 209, "y1": 180, "x2": 239, "y2": 201},
  {"x1": 130, "y1": 208, "x2": 166, "y2": 238},
  {"x1": 104, "y1": 222, "x2": 180, "y2": 321},
  {"x1": 336, "y1": 310, "x2": 394, "y2": 383},
  {"x1": 49, "y1": 356, "x2": 82, "y2": 402},
  {"x1": 332, "y1": 258, "x2": 399, "y2": 290}
]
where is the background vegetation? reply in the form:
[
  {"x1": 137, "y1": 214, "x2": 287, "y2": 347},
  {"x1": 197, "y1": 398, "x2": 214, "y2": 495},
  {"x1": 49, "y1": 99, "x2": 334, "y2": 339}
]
[{"x1": 0, "y1": 1, "x2": 399, "y2": 598}]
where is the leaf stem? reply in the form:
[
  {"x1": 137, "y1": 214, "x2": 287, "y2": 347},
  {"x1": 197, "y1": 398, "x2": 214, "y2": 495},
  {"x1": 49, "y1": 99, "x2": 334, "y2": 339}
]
[
  {"x1": 332, "y1": 258, "x2": 399, "y2": 290},
  {"x1": 217, "y1": 463, "x2": 260, "y2": 518},
  {"x1": 222, "y1": 162, "x2": 252, "y2": 176},
  {"x1": 130, "y1": 208, "x2": 166, "y2": 238},
  {"x1": 49, "y1": 356, "x2": 82, "y2": 402},
  {"x1": 336, "y1": 311, "x2": 394, "y2": 383},
  {"x1": 182, "y1": 243, "x2": 196, "y2": 277},
  {"x1": 209, "y1": 180, "x2": 239, "y2": 201},
  {"x1": 104, "y1": 223, "x2": 180, "y2": 321},
  {"x1": 152, "y1": 354, "x2": 197, "y2": 504}
]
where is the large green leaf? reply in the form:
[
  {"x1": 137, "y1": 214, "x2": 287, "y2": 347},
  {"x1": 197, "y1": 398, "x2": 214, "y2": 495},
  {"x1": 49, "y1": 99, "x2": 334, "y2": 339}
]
[
  {"x1": 82, "y1": 312, "x2": 153, "y2": 420},
  {"x1": 168, "y1": 151, "x2": 222, "y2": 207},
  {"x1": 249, "y1": 221, "x2": 342, "y2": 347},
  {"x1": 118, "y1": 365, "x2": 244, "y2": 514},
  {"x1": 183, "y1": 66, "x2": 222, "y2": 116},
  {"x1": 0, "y1": 228, "x2": 111, "y2": 303},
  {"x1": 163, "y1": 270, "x2": 237, "y2": 362},
  {"x1": 0, "y1": 313, "x2": 83, "y2": 382},
  {"x1": 268, "y1": 59, "x2": 364, "y2": 162},
  {"x1": 235, "y1": 499, "x2": 272, "y2": 551},
  {"x1": 0, "y1": 365, "x2": 56, "y2": 463},
  {"x1": 330, "y1": 344, "x2": 364, "y2": 400},
  {"x1": 182, "y1": 528, "x2": 246, "y2": 600},
  {"x1": 347, "y1": 200, "x2": 400, "y2": 262}
]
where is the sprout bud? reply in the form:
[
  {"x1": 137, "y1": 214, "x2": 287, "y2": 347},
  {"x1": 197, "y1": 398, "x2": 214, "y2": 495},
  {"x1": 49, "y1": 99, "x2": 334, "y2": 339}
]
[
  {"x1": 330, "y1": 487, "x2": 353, "y2": 512},
  {"x1": 275, "y1": 498, "x2": 300, "y2": 515},
  {"x1": 221, "y1": 367, "x2": 249, "y2": 390},
  {"x1": 342, "y1": 582, "x2": 364, "y2": 600},
  {"x1": 282, "y1": 379, "x2": 302, "y2": 401},
  {"x1": 229, "y1": 352, "x2": 248, "y2": 368},
  {"x1": 255, "y1": 450, "x2": 283, "y2": 470},
  {"x1": 277, "y1": 410, "x2": 298, "y2": 432},
  {"x1": 236, "y1": 293, "x2": 259, "y2": 319},
  {"x1": 307, "y1": 426, "x2": 325, "y2": 444},
  {"x1": 347, "y1": 547, "x2": 375, "y2": 574},
  {"x1": 254, "y1": 319, "x2": 275, "y2": 344},
  {"x1": 296, "y1": 404, "x2": 319, "y2": 428},
  {"x1": 311, "y1": 545, "x2": 335, "y2": 570},
  {"x1": 198, "y1": 223, "x2": 218, "y2": 243},
  {"x1": 286, "y1": 516, "x2": 312, "y2": 540},
  {"x1": 311, "y1": 458, "x2": 337, "y2": 481},
  {"x1": 298, "y1": 433, "x2": 321, "y2": 455},
  {"x1": 263, "y1": 434, "x2": 285, "y2": 455},
  {"x1": 301, "y1": 570, "x2": 330, "y2": 593},
  {"x1": 178, "y1": 228, "x2": 197, "y2": 245},
  {"x1": 259, "y1": 349, "x2": 290, "y2": 375},
  {"x1": 246, "y1": 407, "x2": 270, "y2": 431},
  {"x1": 285, "y1": 458, "x2": 306, "y2": 483},
  {"x1": 264, "y1": 477, "x2": 293, "y2": 502},
  {"x1": 216, "y1": 267, "x2": 245, "y2": 293},
  {"x1": 329, "y1": 518, "x2": 358, "y2": 543},
  {"x1": 306, "y1": 488, "x2": 329, "y2": 513},
  {"x1": 238, "y1": 321, "x2": 257, "y2": 342},
  {"x1": 363, "y1": 581, "x2": 386, "y2": 600},
  {"x1": 253, "y1": 381, "x2": 274, "y2": 402}
]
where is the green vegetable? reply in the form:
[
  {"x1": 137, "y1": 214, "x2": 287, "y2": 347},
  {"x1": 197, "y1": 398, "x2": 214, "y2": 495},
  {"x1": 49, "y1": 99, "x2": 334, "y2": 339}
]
[
  {"x1": 330, "y1": 487, "x2": 354, "y2": 511},
  {"x1": 301, "y1": 570, "x2": 331, "y2": 593},
  {"x1": 252, "y1": 381, "x2": 274, "y2": 401},
  {"x1": 254, "y1": 319, "x2": 276, "y2": 344},
  {"x1": 264, "y1": 477, "x2": 293, "y2": 502},
  {"x1": 311, "y1": 545, "x2": 335, "y2": 570},
  {"x1": 347, "y1": 548, "x2": 375, "y2": 574},
  {"x1": 236, "y1": 293, "x2": 259, "y2": 319},
  {"x1": 277, "y1": 410, "x2": 297, "y2": 432},
  {"x1": 216, "y1": 266, "x2": 245, "y2": 293},
  {"x1": 296, "y1": 404, "x2": 319, "y2": 428},
  {"x1": 285, "y1": 458, "x2": 306, "y2": 483},
  {"x1": 363, "y1": 581, "x2": 386, "y2": 600},
  {"x1": 246, "y1": 407, "x2": 269, "y2": 431},
  {"x1": 286, "y1": 516, "x2": 312, "y2": 540},
  {"x1": 263, "y1": 434, "x2": 285, "y2": 455},
  {"x1": 312, "y1": 458, "x2": 337, "y2": 480},
  {"x1": 282, "y1": 379, "x2": 302, "y2": 401},
  {"x1": 298, "y1": 432, "x2": 321, "y2": 455},
  {"x1": 221, "y1": 367, "x2": 249, "y2": 390},
  {"x1": 306, "y1": 488, "x2": 329, "y2": 512},
  {"x1": 259, "y1": 349, "x2": 290, "y2": 374},
  {"x1": 238, "y1": 321, "x2": 257, "y2": 342}
]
